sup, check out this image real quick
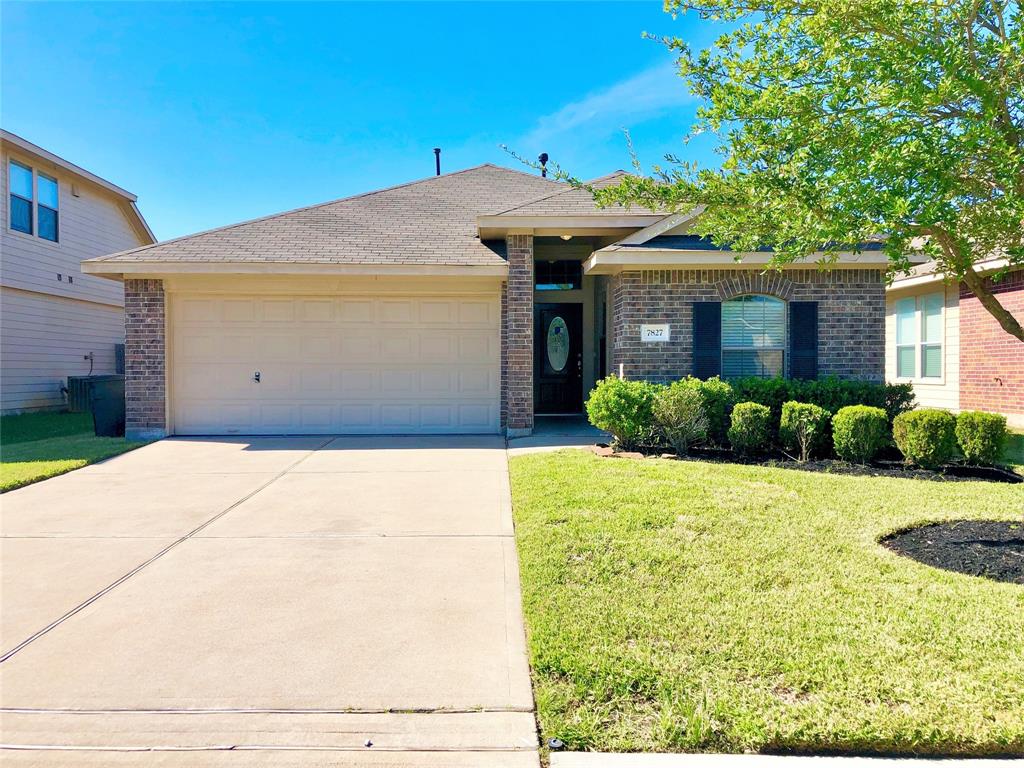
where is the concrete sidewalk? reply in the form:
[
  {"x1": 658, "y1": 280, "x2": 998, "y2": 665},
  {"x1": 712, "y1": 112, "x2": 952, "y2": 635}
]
[{"x1": 1, "y1": 436, "x2": 538, "y2": 766}]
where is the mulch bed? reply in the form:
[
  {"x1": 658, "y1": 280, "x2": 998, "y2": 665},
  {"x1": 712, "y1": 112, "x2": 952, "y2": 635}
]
[
  {"x1": 590, "y1": 445, "x2": 1022, "y2": 484},
  {"x1": 882, "y1": 521, "x2": 1024, "y2": 585}
]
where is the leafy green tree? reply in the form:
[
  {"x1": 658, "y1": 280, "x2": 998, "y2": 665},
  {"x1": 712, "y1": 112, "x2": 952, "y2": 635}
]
[{"x1": 594, "y1": 1, "x2": 1024, "y2": 341}]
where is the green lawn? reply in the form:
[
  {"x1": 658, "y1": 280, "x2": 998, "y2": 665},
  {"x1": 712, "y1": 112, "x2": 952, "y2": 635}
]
[
  {"x1": 1, "y1": 411, "x2": 147, "y2": 492},
  {"x1": 509, "y1": 450, "x2": 1024, "y2": 756},
  {"x1": 1005, "y1": 429, "x2": 1024, "y2": 470}
]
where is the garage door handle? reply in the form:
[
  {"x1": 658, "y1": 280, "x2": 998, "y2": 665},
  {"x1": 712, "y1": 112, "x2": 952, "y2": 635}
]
[{"x1": 253, "y1": 371, "x2": 261, "y2": 383}]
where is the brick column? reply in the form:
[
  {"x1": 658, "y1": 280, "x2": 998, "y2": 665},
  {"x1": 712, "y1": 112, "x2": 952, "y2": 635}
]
[
  {"x1": 502, "y1": 234, "x2": 534, "y2": 436},
  {"x1": 124, "y1": 278, "x2": 167, "y2": 440}
]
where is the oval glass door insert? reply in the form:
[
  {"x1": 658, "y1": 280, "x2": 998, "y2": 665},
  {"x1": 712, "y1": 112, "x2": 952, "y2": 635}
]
[{"x1": 546, "y1": 316, "x2": 570, "y2": 372}]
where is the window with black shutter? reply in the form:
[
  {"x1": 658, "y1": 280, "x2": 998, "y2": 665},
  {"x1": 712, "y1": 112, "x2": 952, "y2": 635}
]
[
  {"x1": 788, "y1": 301, "x2": 818, "y2": 380},
  {"x1": 692, "y1": 302, "x2": 722, "y2": 378}
]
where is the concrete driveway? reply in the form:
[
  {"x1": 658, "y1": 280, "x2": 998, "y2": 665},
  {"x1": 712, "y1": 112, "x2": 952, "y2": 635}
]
[{"x1": 1, "y1": 436, "x2": 537, "y2": 766}]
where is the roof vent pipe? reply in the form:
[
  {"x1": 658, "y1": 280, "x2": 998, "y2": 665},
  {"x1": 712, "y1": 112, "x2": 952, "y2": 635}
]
[
  {"x1": 538, "y1": 152, "x2": 548, "y2": 178},
  {"x1": 433, "y1": 147, "x2": 441, "y2": 176}
]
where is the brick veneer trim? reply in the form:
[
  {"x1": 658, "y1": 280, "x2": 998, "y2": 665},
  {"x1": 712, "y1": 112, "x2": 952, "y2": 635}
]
[
  {"x1": 502, "y1": 234, "x2": 534, "y2": 433},
  {"x1": 609, "y1": 268, "x2": 886, "y2": 383},
  {"x1": 124, "y1": 278, "x2": 167, "y2": 439},
  {"x1": 959, "y1": 269, "x2": 1024, "y2": 418}
]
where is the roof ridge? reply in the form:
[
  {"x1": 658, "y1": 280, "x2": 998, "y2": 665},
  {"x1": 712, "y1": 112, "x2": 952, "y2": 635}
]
[
  {"x1": 90, "y1": 163, "x2": 554, "y2": 262},
  {"x1": 477, "y1": 162, "x2": 566, "y2": 185},
  {"x1": 584, "y1": 169, "x2": 631, "y2": 184},
  {"x1": 486, "y1": 169, "x2": 633, "y2": 216},
  {"x1": 487, "y1": 181, "x2": 580, "y2": 216}
]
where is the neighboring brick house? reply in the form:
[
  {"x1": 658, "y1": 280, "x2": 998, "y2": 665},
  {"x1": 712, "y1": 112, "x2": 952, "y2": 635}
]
[
  {"x1": 886, "y1": 261, "x2": 1024, "y2": 428},
  {"x1": 1, "y1": 130, "x2": 155, "y2": 413},
  {"x1": 82, "y1": 165, "x2": 889, "y2": 439}
]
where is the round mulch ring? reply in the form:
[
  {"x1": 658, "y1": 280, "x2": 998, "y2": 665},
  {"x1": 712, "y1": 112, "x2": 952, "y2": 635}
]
[{"x1": 882, "y1": 521, "x2": 1024, "y2": 585}]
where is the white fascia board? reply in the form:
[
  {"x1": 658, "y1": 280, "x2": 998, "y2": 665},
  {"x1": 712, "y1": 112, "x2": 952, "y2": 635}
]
[
  {"x1": 609, "y1": 207, "x2": 705, "y2": 247},
  {"x1": 1, "y1": 130, "x2": 138, "y2": 201}
]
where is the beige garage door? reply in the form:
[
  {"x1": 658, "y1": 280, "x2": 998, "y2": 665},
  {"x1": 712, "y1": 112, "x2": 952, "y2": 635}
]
[{"x1": 170, "y1": 292, "x2": 500, "y2": 435}]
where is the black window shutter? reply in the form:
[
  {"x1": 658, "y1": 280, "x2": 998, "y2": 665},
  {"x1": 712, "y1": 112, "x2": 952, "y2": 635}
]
[
  {"x1": 789, "y1": 301, "x2": 818, "y2": 380},
  {"x1": 692, "y1": 302, "x2": 722, "y2": 379}
]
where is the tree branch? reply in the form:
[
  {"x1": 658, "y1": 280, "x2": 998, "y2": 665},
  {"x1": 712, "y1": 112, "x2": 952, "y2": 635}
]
[{"x1": 927, "y1": 226, "x2": 1024, "y2": 342}]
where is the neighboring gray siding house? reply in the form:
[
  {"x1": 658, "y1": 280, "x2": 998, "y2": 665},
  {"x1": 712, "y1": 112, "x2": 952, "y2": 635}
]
[
  {"x1": 1, "y1": 131, "x2": 154, "y2": 413},
  {"x1": 82, "y1": 165, "x2": 888, "y2": 439}
]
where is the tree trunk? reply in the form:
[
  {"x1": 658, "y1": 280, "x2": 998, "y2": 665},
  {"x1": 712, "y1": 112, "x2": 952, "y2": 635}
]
[{"x1": 960, "y1": 267, "x2": 1024, "y2": 343}]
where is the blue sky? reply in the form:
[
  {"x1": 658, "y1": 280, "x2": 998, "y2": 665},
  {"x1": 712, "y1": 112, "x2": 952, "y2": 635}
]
[{"x1": 2, "y1": 2, "x2": 721, "y2": 240}]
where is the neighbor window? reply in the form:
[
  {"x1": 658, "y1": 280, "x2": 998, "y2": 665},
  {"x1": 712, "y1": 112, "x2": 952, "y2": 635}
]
[
  {"x1": 8, "y1": 161, "x2": 59, "y2": 242},
  {"x1": 721, "y1": 295, "x2": 786, "y2": 378},
  {"x1": 895, "y1": 293, "x2": 943, "y2": 379},
  {"x1": 38, "y1": 172, "x2": 59, "y2": 242},
  {"x1": 535, "y1": 260, "x2": 582, "y2": 291},
  {"x1": 9, "y1": 161, "x2": 33, "y2": 235}
]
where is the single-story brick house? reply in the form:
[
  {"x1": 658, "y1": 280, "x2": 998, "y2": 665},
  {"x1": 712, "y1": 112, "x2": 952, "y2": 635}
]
[
  {"x1": 886, "y1": 260, "x2": 1024, "y2": 428},
  {"x1": 83, "y1": 164, "x2": 890, "y2": 439}
]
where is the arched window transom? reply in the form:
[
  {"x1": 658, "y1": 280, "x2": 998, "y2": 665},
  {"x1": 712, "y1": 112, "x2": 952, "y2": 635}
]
[{"x1": 721, "y1": 295, "x2": 786, "y2": 378}]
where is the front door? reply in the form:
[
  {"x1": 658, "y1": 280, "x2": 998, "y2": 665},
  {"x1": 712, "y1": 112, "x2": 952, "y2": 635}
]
[{"x1": 534, "y1": 303, "x2": 583, "y2": 414}]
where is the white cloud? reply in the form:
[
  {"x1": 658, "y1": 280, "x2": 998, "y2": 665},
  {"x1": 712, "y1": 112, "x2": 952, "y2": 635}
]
[{"x1": 517, "y1": 63, "x2": 692, "y2": 152}]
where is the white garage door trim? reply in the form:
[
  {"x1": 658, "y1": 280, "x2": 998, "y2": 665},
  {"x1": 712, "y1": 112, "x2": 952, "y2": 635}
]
[{"x1": 168, "y1": 289, "x2": 501, "y2": 435}]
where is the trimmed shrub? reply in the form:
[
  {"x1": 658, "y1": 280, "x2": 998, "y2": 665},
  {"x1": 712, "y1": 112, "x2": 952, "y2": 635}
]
[
  {"x1": 884, "y1": 383, "x2": 917, "y2": 425},
  {"x1": 727, "y1": 402, "x2": 772, "y2": 456},
  {"x1": 695, "y1": 376, "x2": 736, "y2": 447},
  {"x1": 832, "y1": 405, "x2": 889, "y2": 464},
  {"x1": 653, "y1": 380, "x2": 709, "y2": 456},
  {"x1": 779, "y1": 401, "x2": 831, "y2": 462},
  {"x1": 892, "y1": 409, "x2": 957, "y2": 470},
  {"x1": 955, "y1": 411, "x2": 1007, "y2": 466},
  {"x1": 586, "y1": 376, "x2": 660, "y2": 451},
  {"x1": 731, "y1": 376, "x2": 915, "y2": 430}
]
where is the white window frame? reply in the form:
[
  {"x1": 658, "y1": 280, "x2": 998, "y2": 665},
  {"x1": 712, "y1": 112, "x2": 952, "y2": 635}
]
[
  {"x1": 894, "y1": 291, "x2": 944, "y2": 384},
  {"x1": 37, "y1": 171, "x2": 59, "y2": 243},
  {"x1": 7, "y1": 158, "x2": 60, "y2": 246},
  {"x1": 721, "y1": 294, "x2": 787, "y2": 379}
]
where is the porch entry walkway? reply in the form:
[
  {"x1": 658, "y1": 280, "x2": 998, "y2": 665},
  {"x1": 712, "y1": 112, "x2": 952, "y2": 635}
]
[{"x1": 0, "y1": 435, "x2": 538, "y2": 766}]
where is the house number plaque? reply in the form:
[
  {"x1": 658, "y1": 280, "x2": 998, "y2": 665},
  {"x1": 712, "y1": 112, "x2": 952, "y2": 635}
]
[{"x1": 640, "y1": 324, "x2": 671, "y2": 343}]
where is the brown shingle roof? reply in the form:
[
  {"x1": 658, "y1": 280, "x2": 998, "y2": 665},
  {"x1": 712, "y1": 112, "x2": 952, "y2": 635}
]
[
  {"x1": 489, "y1": 171, "x2": 661, "y2": 217},
  {"x1": 90, "y1": 164, "x2": 563, "y2": 267}
]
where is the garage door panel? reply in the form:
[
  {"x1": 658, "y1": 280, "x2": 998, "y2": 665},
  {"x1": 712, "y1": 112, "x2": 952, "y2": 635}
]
[
  {"x1": 458, "y1": 300, "x2": 495, "y2": 325},
  {"x1": 340, "y1": 334, "x2": 375, "y2": 361},
  {"x1": 381, "y1": 336, "x2": 414, "y2": 359},
  {"x1": 261, "y1": 299, "x2": 296, "y2": 322},
  {"x1": 458, "y1": 335, "x2": 494, "y2": 362},
  {"x1": 340, "y1": 369, "x2": 375, "y2": 394},
  {"x1": 420, "y1": 335, "x2": 456, "y2": 362},
  {"x1": 171, "y1": 293, "x2": 500, "y2": 435},
  {"x1": 420, "y1": 300, "x2": 453, "y2": 323},
  {"x1": 223, "y1": 299, "x2": 256, "y2": 323},
  {"x1": 379, "y1": 299, "x2": 414, "y2": 323}
]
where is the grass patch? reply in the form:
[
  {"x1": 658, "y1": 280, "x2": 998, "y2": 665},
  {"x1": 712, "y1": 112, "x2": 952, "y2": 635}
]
[
  {"x1": 1004, "y1": 429, "x2": 1024, "y2": 470},
  {"x1": 1, "y1": 411, "x2": 147, "y2": 492},
  {"x1": 1, "y1": 410, "x2": 94, "y2": 444},
  {"x1": 510, "y1": 450, "x2": 1024, "y2": 755}
]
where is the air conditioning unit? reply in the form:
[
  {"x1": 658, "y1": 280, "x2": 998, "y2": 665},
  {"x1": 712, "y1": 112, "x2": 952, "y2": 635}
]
[{"x1": 66, "y1": 375, "x2": 124, "y2": 413}]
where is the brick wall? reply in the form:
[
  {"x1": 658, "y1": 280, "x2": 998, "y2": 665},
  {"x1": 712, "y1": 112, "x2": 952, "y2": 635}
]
[
  {"x1": 124, "y1": 278, "x2": 166, "y2": 439},
  {"x1": 609, "y1": 268, "x2": 885, "y2": 383},
  {"x1": 502, "y1": 234, "x2": 534, "y2": 433},
  {"x1": 959, "y1": 269, "x2": 1024, "y2": 419}
]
